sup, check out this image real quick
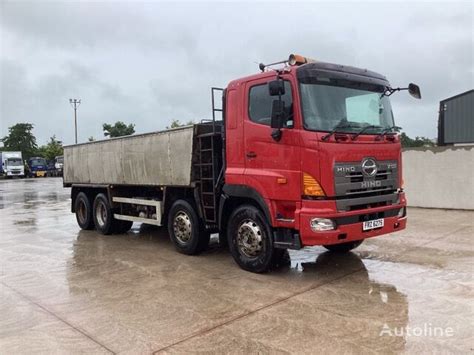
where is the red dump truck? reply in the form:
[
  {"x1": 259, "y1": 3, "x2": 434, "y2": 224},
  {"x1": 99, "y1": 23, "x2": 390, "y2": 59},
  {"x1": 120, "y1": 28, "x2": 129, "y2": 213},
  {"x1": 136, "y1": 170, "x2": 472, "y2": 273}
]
[{"x1": 64, "y1": 54, "x2": 421, "y2": 273}]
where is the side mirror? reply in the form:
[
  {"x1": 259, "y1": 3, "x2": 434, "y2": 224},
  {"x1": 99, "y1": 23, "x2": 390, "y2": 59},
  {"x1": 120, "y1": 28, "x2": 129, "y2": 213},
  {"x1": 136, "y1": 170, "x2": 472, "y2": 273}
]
[
  {"x1": 408, "y1": 83, "x2": 421, "y2": 99},
  {"x1": 271, "y1": 100, "x2": 286, "y2": 129},
  {"x1": 268, "y1": 80, "x2": 285, "y2": 96}
]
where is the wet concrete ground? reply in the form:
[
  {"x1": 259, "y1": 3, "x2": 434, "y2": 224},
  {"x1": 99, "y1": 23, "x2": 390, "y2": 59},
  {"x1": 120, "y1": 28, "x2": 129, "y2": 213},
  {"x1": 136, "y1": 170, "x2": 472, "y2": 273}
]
[{"x1": 0, "y1": 178, "x2": 472, "y2": 354}]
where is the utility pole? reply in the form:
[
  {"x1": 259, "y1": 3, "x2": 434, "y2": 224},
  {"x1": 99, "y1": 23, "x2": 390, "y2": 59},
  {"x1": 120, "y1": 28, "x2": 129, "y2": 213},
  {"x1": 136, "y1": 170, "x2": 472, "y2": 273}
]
[{"x1": 69, "y1": 98, "x2": 81, "y2": 144}]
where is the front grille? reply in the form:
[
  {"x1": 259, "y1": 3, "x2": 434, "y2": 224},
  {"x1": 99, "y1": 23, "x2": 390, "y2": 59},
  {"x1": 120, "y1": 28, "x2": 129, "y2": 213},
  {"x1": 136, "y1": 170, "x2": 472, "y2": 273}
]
[{"x1": 334, "y1": 160, "x2": 399, "y2": 211}]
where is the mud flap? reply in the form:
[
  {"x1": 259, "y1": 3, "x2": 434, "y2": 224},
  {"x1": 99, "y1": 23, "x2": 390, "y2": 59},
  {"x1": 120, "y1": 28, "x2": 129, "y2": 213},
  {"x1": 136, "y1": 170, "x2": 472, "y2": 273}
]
[{"x1": 273, "y1": 228, "x2": 302, "y2": 250}]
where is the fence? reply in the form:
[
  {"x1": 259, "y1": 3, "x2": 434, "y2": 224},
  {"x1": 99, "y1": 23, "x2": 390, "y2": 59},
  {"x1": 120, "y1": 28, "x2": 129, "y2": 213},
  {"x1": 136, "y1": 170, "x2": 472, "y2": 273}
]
[{"x1": 402, "y1": 146, "x2": 474, "y2": 210}]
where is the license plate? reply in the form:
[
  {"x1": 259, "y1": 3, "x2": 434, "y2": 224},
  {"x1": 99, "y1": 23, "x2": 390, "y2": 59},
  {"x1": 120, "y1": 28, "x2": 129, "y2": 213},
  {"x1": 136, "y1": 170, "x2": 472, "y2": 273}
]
[
  {"x1": 363, "y1": 218, "x2": 384, "y2": 231},
  {"x1": 37, "y1": 171, "x2": 45, "y2": 177}
]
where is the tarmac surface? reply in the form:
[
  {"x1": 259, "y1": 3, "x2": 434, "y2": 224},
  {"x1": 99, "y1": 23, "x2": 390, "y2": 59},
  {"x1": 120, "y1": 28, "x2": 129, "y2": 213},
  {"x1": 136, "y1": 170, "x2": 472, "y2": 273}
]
[{"x1": 0, "y1": 178, "x2": 472, "y2": 354}]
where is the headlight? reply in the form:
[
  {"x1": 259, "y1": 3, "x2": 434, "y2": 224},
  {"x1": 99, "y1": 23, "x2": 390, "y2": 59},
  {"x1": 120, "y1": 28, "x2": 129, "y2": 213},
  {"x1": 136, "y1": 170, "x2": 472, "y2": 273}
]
[{"x1": 310, "y1": 218, "x2": 336, "y2": 232}]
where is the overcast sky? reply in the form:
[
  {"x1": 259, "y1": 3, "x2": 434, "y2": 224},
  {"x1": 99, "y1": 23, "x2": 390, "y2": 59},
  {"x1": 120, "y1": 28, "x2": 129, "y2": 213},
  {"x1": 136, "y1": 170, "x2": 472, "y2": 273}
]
[{"x1": 1, "y1": 1, "x2": 472, "y2": 145}]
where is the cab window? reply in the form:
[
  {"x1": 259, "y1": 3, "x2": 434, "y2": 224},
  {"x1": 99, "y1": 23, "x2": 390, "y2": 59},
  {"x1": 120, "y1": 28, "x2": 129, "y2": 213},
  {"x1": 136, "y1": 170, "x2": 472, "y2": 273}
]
[{"x1": 248, "y1": 81, "x2": 293, "y2": 126}]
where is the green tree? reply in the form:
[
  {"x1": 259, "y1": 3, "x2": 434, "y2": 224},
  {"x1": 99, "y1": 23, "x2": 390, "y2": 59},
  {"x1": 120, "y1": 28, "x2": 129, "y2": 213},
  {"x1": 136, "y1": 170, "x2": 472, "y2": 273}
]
[
  {"x1": 37, "y1": 135, "x2": 63, "y2": 161},
  {"x1": 1, "y1": 123, "x2": 38, "y2": 160},
  {"x1": 400, "y1": 132, "x2": 435, "y2": 148},
  {"x1": 102, "y1": 121, "x2": 135, "y2": 138},
  {"x1": 166, "y1": 119, "x2": 194, "y2": 129}
]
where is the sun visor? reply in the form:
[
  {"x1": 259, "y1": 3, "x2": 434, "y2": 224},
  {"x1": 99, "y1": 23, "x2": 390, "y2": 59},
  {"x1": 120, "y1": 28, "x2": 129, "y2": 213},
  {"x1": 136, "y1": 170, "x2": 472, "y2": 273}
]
[{"x1": 297, "y1": 62, "x2": 390, "y2": 89}]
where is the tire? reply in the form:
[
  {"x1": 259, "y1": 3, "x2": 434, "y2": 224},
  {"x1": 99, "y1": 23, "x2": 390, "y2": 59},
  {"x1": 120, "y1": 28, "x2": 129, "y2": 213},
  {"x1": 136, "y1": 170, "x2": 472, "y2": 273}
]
[
  {"x1": 168, "y1": 199, "x2": 209, "y2": 255},
  {"x1": 227, "y1": 205, "x2": 278, "y2": 273},
  {"x1": 323, "y1": 240, "x2": 363, "y2": 253},
  {"x1": 92, "y1": 193, "x2": 116, "y2": 235},
  {"x1": 75, "y1": 192, "x2": 94, "y2": 230}
]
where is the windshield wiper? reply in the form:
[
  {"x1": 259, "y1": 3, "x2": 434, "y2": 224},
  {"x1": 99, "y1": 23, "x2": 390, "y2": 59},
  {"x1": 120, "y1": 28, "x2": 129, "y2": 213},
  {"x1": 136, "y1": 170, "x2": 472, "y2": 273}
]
[
  {"x1": 375, "y1": 125, "x2": 402, "y2": 140},
  {"x1": 351, "y1": 125, "x2": 383, "y2": 141},
  {"x1": 322, "y1": 119, "x2": 357, "y2": 141}
]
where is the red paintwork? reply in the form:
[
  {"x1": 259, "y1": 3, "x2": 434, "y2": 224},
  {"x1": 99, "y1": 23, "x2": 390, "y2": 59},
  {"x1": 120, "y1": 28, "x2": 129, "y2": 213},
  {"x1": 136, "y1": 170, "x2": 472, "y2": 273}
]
[{"x1": 224, "y1": 66, "x2": 407, "y2": 247}]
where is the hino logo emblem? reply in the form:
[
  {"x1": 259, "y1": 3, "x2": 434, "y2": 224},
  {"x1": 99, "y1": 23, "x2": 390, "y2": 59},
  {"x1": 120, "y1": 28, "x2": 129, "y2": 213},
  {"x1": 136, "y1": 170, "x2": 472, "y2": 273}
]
[{"x1": 361, "y1": 158, "x2": 378, "y2": 177}]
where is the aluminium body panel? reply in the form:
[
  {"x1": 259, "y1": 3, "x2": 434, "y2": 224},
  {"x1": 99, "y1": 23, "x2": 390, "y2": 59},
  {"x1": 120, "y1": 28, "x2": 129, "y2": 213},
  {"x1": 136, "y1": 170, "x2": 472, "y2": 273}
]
[{"x1": 63, "y1": 126, "x2": 195, "y2": 186}]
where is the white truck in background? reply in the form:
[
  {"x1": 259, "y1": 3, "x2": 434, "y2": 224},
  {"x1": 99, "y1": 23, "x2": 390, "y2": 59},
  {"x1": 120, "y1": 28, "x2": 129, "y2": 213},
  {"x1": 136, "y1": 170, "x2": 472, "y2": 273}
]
[
  {"x1": 54, "y1": 155, "x2": 64, "y2": 176},
  {"x1": 0, "y1": 151, "x2": 25, "y2": 178}
]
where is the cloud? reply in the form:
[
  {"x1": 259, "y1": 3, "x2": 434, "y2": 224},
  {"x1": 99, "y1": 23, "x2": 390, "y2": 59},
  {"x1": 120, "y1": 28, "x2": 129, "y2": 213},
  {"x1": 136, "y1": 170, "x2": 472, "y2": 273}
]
[{"x1": 1, "y1": 1, "x2": 472, "y2": 144}]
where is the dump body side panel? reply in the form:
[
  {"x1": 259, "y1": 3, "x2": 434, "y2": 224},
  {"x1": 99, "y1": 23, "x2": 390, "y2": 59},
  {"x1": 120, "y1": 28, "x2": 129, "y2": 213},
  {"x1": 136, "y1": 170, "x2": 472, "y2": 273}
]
[{"x1": 63, "y1": 127, "x2": 195, "y2": 186}]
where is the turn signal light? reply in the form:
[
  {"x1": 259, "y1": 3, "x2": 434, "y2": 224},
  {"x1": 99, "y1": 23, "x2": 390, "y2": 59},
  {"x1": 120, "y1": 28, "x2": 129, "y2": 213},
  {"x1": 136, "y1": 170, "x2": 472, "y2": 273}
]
[{"x1": 303, "y1": 173, "x2": 325, "y2": 197}]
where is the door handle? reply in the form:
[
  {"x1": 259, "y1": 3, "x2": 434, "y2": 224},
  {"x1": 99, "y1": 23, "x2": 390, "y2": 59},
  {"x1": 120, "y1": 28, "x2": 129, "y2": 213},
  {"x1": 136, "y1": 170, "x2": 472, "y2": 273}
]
[{"x1": 246, "y1": 151, "x2": 257, "y2": 159}]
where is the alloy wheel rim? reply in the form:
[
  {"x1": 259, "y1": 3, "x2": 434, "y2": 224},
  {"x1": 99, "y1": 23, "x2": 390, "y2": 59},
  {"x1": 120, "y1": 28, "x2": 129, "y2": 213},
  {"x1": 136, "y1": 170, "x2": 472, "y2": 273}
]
[
  {"x1": 78, "y1": 201, "x2": 87, "y2": 224},
  {"x1": 96, "y1": 201, "x2": 107, "y2": 227},
  {"x1": 237, "y1": 219, "x2": 264, "y2": 258},
  {"x1": 173, "y1": 211, "x2": 192, "y2": 244}
]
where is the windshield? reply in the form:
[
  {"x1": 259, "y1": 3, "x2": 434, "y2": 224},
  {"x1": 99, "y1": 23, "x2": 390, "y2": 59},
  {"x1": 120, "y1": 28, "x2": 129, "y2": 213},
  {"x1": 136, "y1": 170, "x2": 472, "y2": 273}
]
[
  {"x1": 7, "y1": 158, "x2": 22, "y2": 166},
  {"x1": 30, "y1": 158, "x2": 46, "y2": 167},
  {"x1": 56, "y1": 157, "x2": 64, "y2": 164},
  {"x1": 300, "y1": 83, "x2": 395, "y2": 133}
]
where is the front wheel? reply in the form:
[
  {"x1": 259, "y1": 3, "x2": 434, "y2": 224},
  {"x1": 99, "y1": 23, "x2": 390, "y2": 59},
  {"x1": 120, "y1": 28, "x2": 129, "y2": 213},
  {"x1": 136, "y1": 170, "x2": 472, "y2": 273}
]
[
  {"x1": 168, "y1": 199, "x2": 209, "y2": 255},
  {"x1": 323, "y1": 240, "x2": 363, "y2": 253},
  {"x1": 227, "y1": 205, "x2": 280, "y2": 273}
]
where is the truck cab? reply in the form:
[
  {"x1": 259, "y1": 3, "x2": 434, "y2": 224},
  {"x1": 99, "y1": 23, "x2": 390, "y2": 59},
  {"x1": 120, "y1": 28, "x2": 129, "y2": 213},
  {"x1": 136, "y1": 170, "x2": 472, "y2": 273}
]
[
  {"x1": 54, "y1": 156, "x2": 64, "y2": 176},
  {"x1": 27, "y1": 157, "x2": 48, "y2": 177},
  {"x1": 220, "y1": 55, "x2": 420, "y2": 270},
  {"x1": 1, "y1": 151, "x2": 25, "y2": 178}
]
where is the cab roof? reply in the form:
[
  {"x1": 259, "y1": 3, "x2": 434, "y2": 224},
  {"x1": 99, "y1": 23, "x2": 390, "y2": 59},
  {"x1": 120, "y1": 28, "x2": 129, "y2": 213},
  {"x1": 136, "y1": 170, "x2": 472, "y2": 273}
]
[{"x1": 227, "y1": 59, "x2": 389, "y2": 89}]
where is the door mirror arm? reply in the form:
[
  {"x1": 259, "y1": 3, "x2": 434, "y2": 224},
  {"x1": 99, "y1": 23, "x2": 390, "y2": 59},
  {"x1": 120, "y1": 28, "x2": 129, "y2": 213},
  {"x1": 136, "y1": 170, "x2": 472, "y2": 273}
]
[{"x1": 270, "y1": 99, "x2": 286, "y2": 141}]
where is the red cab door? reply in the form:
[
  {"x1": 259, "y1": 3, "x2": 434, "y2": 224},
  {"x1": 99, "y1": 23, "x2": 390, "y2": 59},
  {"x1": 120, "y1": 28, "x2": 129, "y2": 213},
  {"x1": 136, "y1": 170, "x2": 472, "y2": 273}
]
[{"x1": 243, "y1": 76, "x2": 301, "y2": 204}]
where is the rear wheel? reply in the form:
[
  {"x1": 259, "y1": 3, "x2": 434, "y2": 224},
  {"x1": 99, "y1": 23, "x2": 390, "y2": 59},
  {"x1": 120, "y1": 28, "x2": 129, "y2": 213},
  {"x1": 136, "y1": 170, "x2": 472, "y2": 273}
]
[
  {"x1": 168, "y1": 199, "x2": 209, "y2": 255},
  {"x1": 92, "y1": 193, "x2": 115, "y2": 235},
  {"x1": 75, "y1": 192, "x2": 94, "y2": 230},
  {"x1": 227, "y1": 205, "x2": 279, "y2": 273},
  {"x1": 323, "y1": 240, "x2": 363, "y2": 253}
]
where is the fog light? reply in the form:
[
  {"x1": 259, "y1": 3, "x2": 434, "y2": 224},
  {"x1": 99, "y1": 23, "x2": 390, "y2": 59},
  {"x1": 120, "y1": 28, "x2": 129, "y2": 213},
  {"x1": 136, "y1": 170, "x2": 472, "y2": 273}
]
[
  {"x1": 397, "y1": 207, "x2": 406, "y2": 218},
  {"x1": 310, "y1": 218, "x2": 335, "y2": 232}
]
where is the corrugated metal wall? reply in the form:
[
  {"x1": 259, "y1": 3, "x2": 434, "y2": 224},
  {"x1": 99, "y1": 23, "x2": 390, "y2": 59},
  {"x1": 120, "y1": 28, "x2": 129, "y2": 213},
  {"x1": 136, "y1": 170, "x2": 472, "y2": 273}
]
[{"x1": 438, "y1": 90, "x2": 474, "y2": 145}]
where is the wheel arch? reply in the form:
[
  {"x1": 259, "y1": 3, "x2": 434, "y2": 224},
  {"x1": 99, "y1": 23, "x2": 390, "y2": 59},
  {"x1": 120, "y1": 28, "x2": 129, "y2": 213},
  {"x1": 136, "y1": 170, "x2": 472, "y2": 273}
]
[
  {"x1": 162, "y1": 187, "x2": 198, "y2": 225},
  {"x1": 219, "y1": 184, "x2": 272, "y2": 234}
]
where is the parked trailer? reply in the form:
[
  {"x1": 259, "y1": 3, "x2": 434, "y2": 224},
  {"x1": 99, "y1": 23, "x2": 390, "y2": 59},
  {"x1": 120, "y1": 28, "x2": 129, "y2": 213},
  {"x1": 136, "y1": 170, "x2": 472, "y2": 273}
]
[{"x1": 65, "y1": 54, "x2": 420, "y2": 273}]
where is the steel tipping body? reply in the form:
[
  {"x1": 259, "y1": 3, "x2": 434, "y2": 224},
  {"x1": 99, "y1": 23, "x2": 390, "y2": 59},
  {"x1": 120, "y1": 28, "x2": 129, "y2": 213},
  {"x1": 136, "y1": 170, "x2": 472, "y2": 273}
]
[{"x1": 63, "y1": 127, "x2": 196, "y2": 187}]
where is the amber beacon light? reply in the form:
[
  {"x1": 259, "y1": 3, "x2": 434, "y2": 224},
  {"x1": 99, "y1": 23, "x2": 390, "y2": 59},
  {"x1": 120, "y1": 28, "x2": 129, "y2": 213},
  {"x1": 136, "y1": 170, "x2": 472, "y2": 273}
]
[{"x1": 288, "y1": 54, "x2": 316, "y2": 66}]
